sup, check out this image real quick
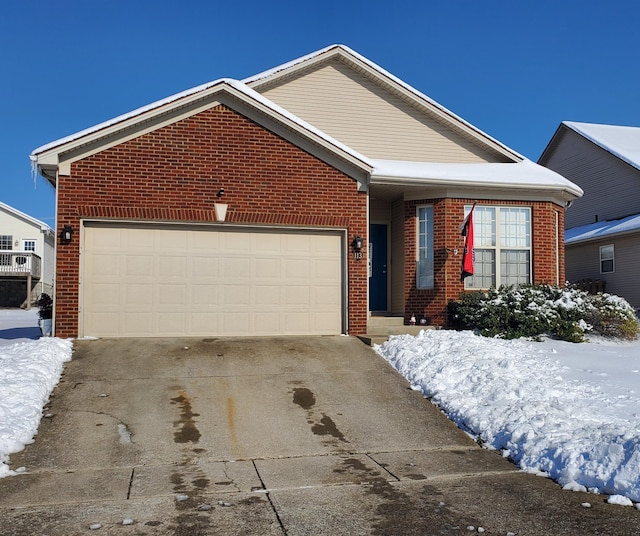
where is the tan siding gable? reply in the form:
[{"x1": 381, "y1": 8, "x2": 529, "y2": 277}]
[{"x1": 260, "y1": 60, "x2": 507, "y2": 163}]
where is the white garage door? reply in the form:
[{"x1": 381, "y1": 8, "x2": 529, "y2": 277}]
[{"x1": 81, "y1": 223, "x2": 344, "y2": 337}]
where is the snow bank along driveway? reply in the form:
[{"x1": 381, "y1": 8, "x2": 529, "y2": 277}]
[{"x1": 376, "y1": 329, "x2": 640, "y2": 507}]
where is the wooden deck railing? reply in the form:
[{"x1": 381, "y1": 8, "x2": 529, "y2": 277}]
[{"x1": 0, "y1": 252, "x2": 42, "y2": 279}]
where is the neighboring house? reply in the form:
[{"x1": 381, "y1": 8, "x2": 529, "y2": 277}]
[
  {"x1": 539, "y1": 122, "x2": 640, "y2": 310},
  {"x1": 0, "y1": 201, "x2": 54, "y2": 307},
  {"x1": 30, "y1": 45, "x2": 581, "y2": 338}
]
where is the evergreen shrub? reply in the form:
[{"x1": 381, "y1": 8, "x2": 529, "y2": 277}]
[{"x1": 448, "y1": 284, "x2": 638, "y2": 342}]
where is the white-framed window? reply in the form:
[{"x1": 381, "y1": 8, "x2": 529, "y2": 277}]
[
  {"x1": 0, "y1": 234, "x2": 12, "y2": 266},
  {"x1": 416, "y1": 205, "x2": 434, "y2": 289},
  {"x1": 22, "y1": 239, "x2": 36, "y2": 253},
  {"x1": 600, "y1": 244, "x2": 614, "y2": 273},
  {"x1": 465, "y1": 205, "x2": 532, "y2": 289}
]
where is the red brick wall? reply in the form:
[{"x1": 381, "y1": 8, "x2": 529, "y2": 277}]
[
  {"x1": 54, "y1": 104, "x2": 368, "y2": 337},
  {"x1": 404, "y1": 198, "x2": 566, "y2": 326}
]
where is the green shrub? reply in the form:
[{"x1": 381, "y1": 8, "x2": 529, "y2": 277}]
[{"x1": 448, "y1": 284, "x2": 638, "y2": 342}]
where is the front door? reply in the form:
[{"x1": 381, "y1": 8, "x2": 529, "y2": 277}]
[{"x1": 369, "y1": 224, "x2": 388, "y2": 312}]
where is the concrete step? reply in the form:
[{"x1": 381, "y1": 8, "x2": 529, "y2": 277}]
[
  {"x1": 367, "y1": 315, "x2": 405, "y2": 328},
  {"x1": 359, "y1": 316, "x2": 436, "y2": 346}
]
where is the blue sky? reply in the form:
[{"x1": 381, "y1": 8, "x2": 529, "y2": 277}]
[{"x1": 2, "y1": 1, "x2": 639, "y2": 226}]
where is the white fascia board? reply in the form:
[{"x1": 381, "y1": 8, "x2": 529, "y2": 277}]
[
  {"x1": 371, "y1": 159, "x2": 583, "y2": 201},
  {"x1": 376, "y1": 176, "x2": 578, "y2": 205},
  {"x1": 30, "y1": 79, "x2": 372, "y2": 185}
]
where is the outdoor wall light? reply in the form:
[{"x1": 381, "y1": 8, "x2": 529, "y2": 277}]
[
  {"x1": 352, "y1": 236, "x2": 364, "y2": 251},
  {"x1": 60, "y1": 225, "x2": 73, "y2": 244},
  {"x1": 217, "y1": 187, "x2": 225, "y2": 197}
]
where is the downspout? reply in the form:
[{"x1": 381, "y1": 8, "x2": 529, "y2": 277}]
[{"x1": 555, "y1": 210, "x2": 559, "y2": 286}]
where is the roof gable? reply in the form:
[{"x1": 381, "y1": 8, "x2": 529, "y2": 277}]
[
  {"x1": 30, "y1": 45, "x2": 579, "y2": 204},
  {"x1": 246, "y1": 45, "x2": 522, "y2": 164},
  {"x1": 562, "y1": 122, "x2": 640, "y2": 171},
  {"x1": 30, "y1": 79, "x2": 372, "y2": 187},
  {"x1": 0, "y1": 201, "x2": 52, "y2": 233}
]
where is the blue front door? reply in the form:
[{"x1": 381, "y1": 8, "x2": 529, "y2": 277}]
[{"x1": 369, "y1": 224, "x2": 388, "y2": 312}]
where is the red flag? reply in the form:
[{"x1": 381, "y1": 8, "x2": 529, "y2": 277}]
[{"x1": 460, "y1": 205, "x2": 475, "y2": 282}]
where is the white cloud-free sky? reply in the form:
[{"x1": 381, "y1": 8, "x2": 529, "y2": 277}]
[{"x1": 2, "y1": 1, "x2": 640, "y2": 224}]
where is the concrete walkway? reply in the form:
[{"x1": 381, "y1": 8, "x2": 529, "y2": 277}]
[{"x1": 1, "y1": 336, "x2": 639, "y2": 535}]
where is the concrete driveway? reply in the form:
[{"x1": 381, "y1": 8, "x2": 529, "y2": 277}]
[{"x1": 1, "y1": 336, "x2": 639, "y2": 535}]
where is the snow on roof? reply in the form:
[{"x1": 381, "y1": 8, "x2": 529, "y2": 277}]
[
  {"x1": 563, "y1": 121, "x2": 640, "y2": 171},
  {"x1": 0, "y1": 201, "x2": 52, "y2": 232},
  {"x1": 29, "y1": 45, "x2": 581, "y2": 198},
  {"x1": 30, "y1": 77, "x2": 371, "y2": 172},
  {"x1": 245, "y1": 45, "x2": 523, "y2": 161},
  {"x1": 30, "y1": 78, "x2": 235, "y2": 157},
  {"x1": 565, "y1": 212, "x2": 640, "y2": 244},
  {"x1": 371, "y1": 158, "x2": 583, "y2": 196}
]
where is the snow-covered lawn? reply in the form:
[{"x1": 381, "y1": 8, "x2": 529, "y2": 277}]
[
  {"x1": 376, "y1": 329, "x2": 640, "y2": 507},
  {"x1": 2, "y1": 309, "x2": 640, "y2": 509},
  {"x1": 0, "y1": 309, "x2": 72, "y2": 478}
]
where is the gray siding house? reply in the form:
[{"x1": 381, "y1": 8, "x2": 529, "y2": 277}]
[{"x1": 539, "y1": 122, "x2": 640, "y2": 310}]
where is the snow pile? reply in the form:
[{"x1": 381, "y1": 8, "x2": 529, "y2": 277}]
[
  {"x1": 0, "y1": 337, "x2": 73, "y2": 477},
  {"x1": 376, "y1": 330, "x2": 640, "y2": 503}
]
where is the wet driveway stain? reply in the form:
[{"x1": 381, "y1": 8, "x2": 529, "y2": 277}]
[
  {"x1": 292, "y1": 387, "x2": 316, "y2": 410},
  {"x1": 312, "y1": 414, "x2": 346, "y2": 442},
  {"x1": 170, "y1": 388, "x2": 201, "y2": 444},
  {"x1": 291, "y1": 384, "x2": 348, "y2": 444}
]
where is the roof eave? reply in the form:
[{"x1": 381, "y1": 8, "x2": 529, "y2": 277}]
[
  {"x1": 371, "y1": 174, "x2": 582, "y2": 203},
  {"x1": 30, "y1": 79, "x2": 373, "y2": 187},
  {"x1": 566, "y1": 227, "x2": 640, "y2": 246}
]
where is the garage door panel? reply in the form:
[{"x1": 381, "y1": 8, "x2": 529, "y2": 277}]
[
  {"x1": 191, "y1": 285, "x2": 219, "y2": 305},
  {"x1": 254, "y1": 285, "x2": 281, "y2": 305},
  {"x1": 256, "y1": 258, "x2": 281, "y2": 279},
  {"x1": 223, "y1": 257, "x2": 250, "y2": 278},
  {"x1": 285, "y1": 234, "x2": 312, "y2": 254},
  {"x1": 124, "y1": 256, "x2": 154, "y2": 277},
  {"x1": 286, "y1": 259, "x2": 310, "y2": 279},
  {"x1": 158, "y1": 284, "x2": 188, "y2": 306},
  {"x1": 86, "y1": 282, "x2": 122, "y2": 305},
  {"x1": 83, "y1": 225, "x2": 343, "y2": 337},
  {"x1": 158, "y1": 312, "x2": 185, "y2": 334},
  {"x1": 224, "y1": 285, "x2": 250, "y2": 306},
  {"x1": 87, "y1": 254, "x2": 120, "y2": 277},
  {"x1": 124, "y1": 312, "x2": 154, "y2": 334},
  {"x1": 124, "y1": 285, "x2": 153, "y2": 306},
  {"x1": 314, "y1": 286, "x2": 341, "y2": 306},
  {"x1": 158, "y1": 256, "x2": 187, "y2": 278},
  {"x1": 191, "y1": 256, "x2": 220, "y2": 278}
]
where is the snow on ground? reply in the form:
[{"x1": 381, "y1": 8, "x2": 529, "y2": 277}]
[
  {"x1": 376, "y1": 329, "x2": 640, "y2": 506},
  {"x1": 0, "y1": 309, "x2": 72, "y2": 477}
]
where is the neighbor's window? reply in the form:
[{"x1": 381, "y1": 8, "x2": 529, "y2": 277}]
[
  {"x1": 465, "y1": 206, "x2": 531, "y2": 289},
  {"x1": 23, "y1": 240, "x2": 36, "y2": 253},
  {"x1": 600, "y1": 244, "x2": 614, "y2": 273},
  {"x1": 0, "y1": 235, "x2": 12, "y2": 266},
  {"x1": 416, "y1": 205, "x2": 434, "y2": 289}
]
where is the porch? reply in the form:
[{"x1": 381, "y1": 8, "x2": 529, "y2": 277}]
[{"x1": 0, "y1": 252, "x2": 42, "y2": 309}]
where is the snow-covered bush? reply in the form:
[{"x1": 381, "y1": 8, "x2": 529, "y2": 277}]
[{"x1": 448, "y1": 284, "x2": 638, "y2": 342}]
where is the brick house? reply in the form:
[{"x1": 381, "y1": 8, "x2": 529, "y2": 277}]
[{"x1": 31, "y1": 45, "x2": 582, "y2": 338}]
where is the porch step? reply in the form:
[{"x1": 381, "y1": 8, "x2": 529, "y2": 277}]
[{"x1": 358, "y1": 316, "x2": 435, "y2": 346}]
